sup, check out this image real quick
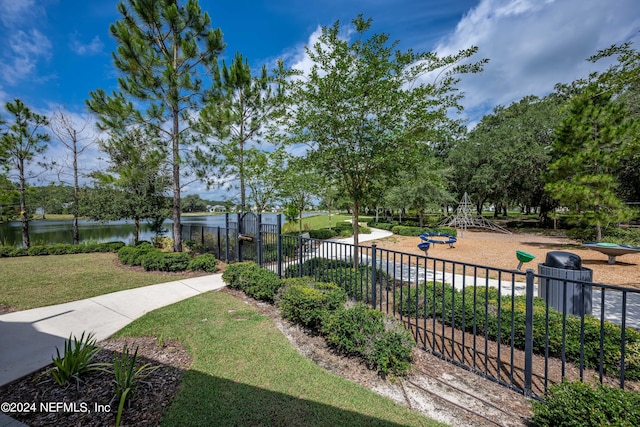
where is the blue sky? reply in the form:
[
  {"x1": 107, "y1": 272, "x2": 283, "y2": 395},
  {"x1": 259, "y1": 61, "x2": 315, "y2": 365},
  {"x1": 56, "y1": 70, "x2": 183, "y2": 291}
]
[{"x1": 1, "y1": 0, "x2": 639, "y2": 200}]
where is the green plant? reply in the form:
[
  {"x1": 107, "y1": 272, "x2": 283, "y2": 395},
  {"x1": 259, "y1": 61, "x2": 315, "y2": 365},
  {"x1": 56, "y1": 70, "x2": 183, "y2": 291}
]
[
  {"x1": 222, "y1": 262, "x2": 261, "y2": 289},
  {"x1": 322, "y1": 303, "x2": 414, "y2": 376},
  {"x1": 44, "y1": 332, "x2": 110, "y2": 386},
  {"x1": 277, "y1": 278, "x2": 347, "y2": 331},
  {"x1": 140, "y1": 251, "x2": 190, "y2": 272},
  {"x1": 118, "y1": 243, "x2": 156, "y2": 266},
  {"x1": 113, "y1": 344, "x2": 159, "y2": 405},
  {"x1": 188, "y1": 253, "x2": 218, "y2": 272},
  {"x1": 532, "y1": 380, "x2": 640, "y2": 426}
]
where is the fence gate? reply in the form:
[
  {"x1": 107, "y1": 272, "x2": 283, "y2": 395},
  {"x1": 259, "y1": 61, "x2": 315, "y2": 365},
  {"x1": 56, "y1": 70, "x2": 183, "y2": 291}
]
[{"x1": 237, "y1": 212, "x2": 260, "y2": 263}]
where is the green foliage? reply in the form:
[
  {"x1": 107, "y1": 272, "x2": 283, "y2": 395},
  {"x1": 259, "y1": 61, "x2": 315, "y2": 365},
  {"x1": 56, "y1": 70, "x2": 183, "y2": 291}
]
[
  {"x1": 221, "y1": 261, "x2": 283, "y2": 302},
  {"x1": 188, "y1": 253, "x2": 218, "y2": 272},
  {"x1": 532, "y1": 380, "x2": 640, "y2": 427},
  {"x1": 112, "y1": 345, "x2": 159, "y2": 405},
  {"x1": 0, "y1": 242, "x2": 125, "y2": 258},
  {"x1": 394, "y1": 281, "x2": 640, "y2": 380},
  {"x1": 323, "y1": 303, "x2": 414, "y2": 376},
  {"x1": 140, "y1": 251, "x2": 190, "y2": 272},
  {"x1": 117, "y1": 243, "x2": 155, "y2": 266},
  {"x1": 45, "y1": 332, "x2": 108, "y2": 386},
  {"x1": 284, "y1": 257, "x2": 354, "y2": 278},
  {"x1": 308, "y1": 228, "x2": 338, "y2": 239},
  {"x1": 545, "y1": 85, "x2": 637, "y2": 240},
  {"x1": 391, "y1": 225, "x2": 457, "y2": 237},
  {"x1": 277, "y1": 278, "x2": 347, "y2": 331}
]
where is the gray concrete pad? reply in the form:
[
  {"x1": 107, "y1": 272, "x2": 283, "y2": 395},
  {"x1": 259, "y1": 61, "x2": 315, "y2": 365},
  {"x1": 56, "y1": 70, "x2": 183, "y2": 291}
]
[{"x1": 0, "y1": 274, "x2": 226, "y2": 387}]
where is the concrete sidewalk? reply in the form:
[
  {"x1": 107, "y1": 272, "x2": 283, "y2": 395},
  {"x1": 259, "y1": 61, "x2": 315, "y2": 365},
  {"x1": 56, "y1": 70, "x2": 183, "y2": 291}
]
[{"x1": 0, "y1": 274, "x2": 226, "y2": 388}]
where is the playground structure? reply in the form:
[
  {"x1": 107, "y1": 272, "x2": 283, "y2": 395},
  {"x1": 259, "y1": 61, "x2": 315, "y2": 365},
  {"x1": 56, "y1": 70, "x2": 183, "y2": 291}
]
[
  {"x1": 440, "y1": 192, "x2": 511, "y2": 235},
  {"x1": 515, "y1": 250, "x2": 535, "y2": 271},
  {"x1": 418, "y1": 232, "x2": 457, "y2": 255},
  {"x1": 582, "y1": 242, "x2": 640, "y2": 265}
]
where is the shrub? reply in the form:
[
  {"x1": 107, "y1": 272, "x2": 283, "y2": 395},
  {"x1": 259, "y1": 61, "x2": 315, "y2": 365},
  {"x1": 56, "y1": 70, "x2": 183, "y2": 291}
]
[
  {"x1": 323, "y1": 303, "x2": 414, "y2": 376},
  {"x1": 27, "y1": 245, "x2": 50, "y2": 256},
  {"x1": 393, "y1": 281, "x2": 640, "y2": 380},
  {"x1": 141, "y1": 251, "x2": 190, "y2": 272},
  {"x1": 278, "y1": 278, "x2": 347, "y2": 331},
  {"x1": 222, "y1": 261, "x2": 283, "y2": 302},
  {"x1": 43, "y1": 332, "x2": 109, "y2": 386},
  {"x1": 531, "y1": 380, "x2": 640, "y2": 427},
  {"x1": 152, "y1": 236, "x2": 174, "y2": 251},
  {"x1": 391, "y1": 225, "x2": 457, "y2": 237},
  {"x1": 308, "y1": 228, "x2": 338, "y2": 240},
  {"x1": 242, "y1": 268, "x2": 283, "y2": 303},
  {"x1": 222, "y1": 262, "x2": 261, "y2": 289},
  {"x1": 284, "y1": 257, "x2": 353, "y2": 278},
  {"x1": 188, "y1": 253, "x2": 218, "y2": 272},
  {"x1": 118, "y1": 243, "x2": 156, "y2": 266}
]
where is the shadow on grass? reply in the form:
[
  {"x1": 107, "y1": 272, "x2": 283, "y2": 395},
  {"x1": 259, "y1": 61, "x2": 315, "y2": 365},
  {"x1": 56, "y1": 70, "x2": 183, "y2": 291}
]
[{"x1": 164, "y1": 369, "x2": 415, "y2": 427}]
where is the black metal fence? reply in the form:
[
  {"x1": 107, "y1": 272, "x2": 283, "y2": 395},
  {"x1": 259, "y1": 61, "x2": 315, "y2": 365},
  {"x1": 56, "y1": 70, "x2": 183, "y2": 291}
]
[{"x1": 188, "y1": 214, "x2": 640, "y2": 399}]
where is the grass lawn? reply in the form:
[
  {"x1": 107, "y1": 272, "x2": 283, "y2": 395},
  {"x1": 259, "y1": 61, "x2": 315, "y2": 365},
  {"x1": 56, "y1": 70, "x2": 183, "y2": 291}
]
[
  {"x1": 115, "y1": 291, "x2": 443, "y2": 427},
  {"x1": 284, "y1": 214, "x2": 374, "y2": 233},
  {"x1": 0, "y1": 253, "x2": 199, "y2": 310}
]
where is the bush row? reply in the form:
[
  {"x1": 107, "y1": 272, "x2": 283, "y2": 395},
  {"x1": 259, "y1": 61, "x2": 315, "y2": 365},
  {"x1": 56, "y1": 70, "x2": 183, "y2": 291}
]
[
  {"x1": 391, "y1": 225, "x2": 457, "y2": 237},
  {"x1": 532, "y1": 380, "x2": 640, "y2": 426},
  {"x1": 394, "y1": 281, "x2": 640, "y2": 380},
  {"x1": 117, "y1": 243, "x2": 218, "y2": 273},
  {"x1": 222, "y1": 261, "x2": 414, "y2": 375},
  {"x1": 0, "y1": 241, "x2": 125, "y2": 257}
]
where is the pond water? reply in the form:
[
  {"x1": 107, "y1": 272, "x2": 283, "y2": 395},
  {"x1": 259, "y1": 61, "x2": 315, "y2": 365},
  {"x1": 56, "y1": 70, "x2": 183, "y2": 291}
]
[
  {"x1": 0, "y1": 213, "x2": 294, "y2": 247},
  {"x1": 0, "y1": 212, "x2": 318, "y2": 246}
]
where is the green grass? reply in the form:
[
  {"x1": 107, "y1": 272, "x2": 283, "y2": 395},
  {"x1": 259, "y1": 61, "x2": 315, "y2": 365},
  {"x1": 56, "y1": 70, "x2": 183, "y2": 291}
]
[
  {"x1": 0, "y1": 253, "x2": 198, "y2": 310},
  {"x1": 115, "y1": 291, "x2": 443, "y2": 427},
  {"x1": 285, "y1": 214, "x2": 374, "y2": 233}
]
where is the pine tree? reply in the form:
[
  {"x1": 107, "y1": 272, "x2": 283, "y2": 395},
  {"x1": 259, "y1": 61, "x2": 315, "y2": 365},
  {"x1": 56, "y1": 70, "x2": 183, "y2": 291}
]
[
  {"x1": 0, "y1": 99, "x2": 50, "y2": 248},
  {"x1": 545, "y1": 85, "x2": 637, "y2": 240},
  {"x1": 87, "y1": 0, "x2": 224, "y2": 251}
]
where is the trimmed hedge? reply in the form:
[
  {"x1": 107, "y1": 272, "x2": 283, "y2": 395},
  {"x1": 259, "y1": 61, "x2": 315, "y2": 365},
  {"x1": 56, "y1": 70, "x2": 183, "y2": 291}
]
[
  {"x1": 532, "y1": 380, "x2": 640, "y2": 426},
  {"x1": 118, "y1": 243, "x2": 156, "y2": 266},
  {"x1": 308, "y1": 229, "x2": 338, "y2": 240},
  {"x1": 141, "y1": 251, "x2": 191, "y2": 272},
  {"x1": 0, "y1": 242, "x2": 125, "y2": 258},
  {"x1": 277, "y1": 278, "x2": 347, "y2": 331},
  {"x1": 323, "y1": 303, "x2": 414, "y2": 376},
  {"x1": 394, "y1": 281, "x2": 640, "y2": 380},
  {"x1": 187, "y1": 253, "x2": 218, "y2": 272},
  {"x1": 221, "y1": 261, "x2": 282, "y2": 303},
  {"x1": 391, "y1": 225, "x2": 457, "y2": 237}
]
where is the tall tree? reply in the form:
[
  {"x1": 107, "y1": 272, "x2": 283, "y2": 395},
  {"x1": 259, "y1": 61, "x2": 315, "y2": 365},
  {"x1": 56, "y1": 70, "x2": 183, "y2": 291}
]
[
  {"x1": 0, "y1": 99, "x2": 50, "y2": 247},
  {"x1": 92, "y1": 127, "x2": 171, "y2": 243},
  {"x1": 545, "y1": 85, "x2": 638, "y2": 240},
  {"x1": 49, "y1": 108, "x2": 95, "y2": 244},
  {"x1": 279, "y1": 156, "x2": 320, "y2": 234},
  {"x1": 244, "y1": 147, "x2": 286, "y2": 213},
  {"x1": 87, "y1": 0, "x2": 225, "y2": 252},
  {"x1": 275, "y1": 16, "x2": 486, "y2": 252},
  {"x1": 196, "y1": 52, "x2": 279, "y2": 211}
]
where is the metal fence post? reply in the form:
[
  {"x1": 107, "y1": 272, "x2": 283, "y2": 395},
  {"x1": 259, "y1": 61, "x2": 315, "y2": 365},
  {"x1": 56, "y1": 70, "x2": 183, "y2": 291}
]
[
  {"x1": 225, "y1": 213, "x2": 230, "y2": 263},
  {"x1": 524, "y1": 269, "x2": 535, "y2": 397},
  {"x1": 371, "y1": 244, "x2": 377, "y2": 308},
  {"x1": 216, "y1": 226, "x2": 221, "y2": 259},
  {"x1": 298, "y1": 234, "x2": 303, "y2": 277},
  {"x1": 277, "y1": 214, "x2": 282, "y2": 278},
  {"x1": 237, "y1": 212, "x2": 242, "y2": 262},
  {"x1": 257, "y1": 213, "x2": 263, "y2": 267}
]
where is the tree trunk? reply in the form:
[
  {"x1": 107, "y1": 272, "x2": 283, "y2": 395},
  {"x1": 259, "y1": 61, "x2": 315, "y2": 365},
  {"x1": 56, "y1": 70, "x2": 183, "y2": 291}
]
[
  {"x1": 72, "y1": 129, "x2": 80, "y2": 245},
  {"x1": 134, "y1": 216, "x2": 140, "y2": 244},
  {"x1": 19, "y1": 159, "x2": 29, "y2": 248},
  {"x1": 418, "y1": 208, "x2": 424, "y2": 227}
]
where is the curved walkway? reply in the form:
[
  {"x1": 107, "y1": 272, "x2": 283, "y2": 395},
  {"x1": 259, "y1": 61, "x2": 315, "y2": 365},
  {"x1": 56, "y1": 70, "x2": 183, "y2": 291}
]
[{"x1": 0, "y1": 275, "x2": 226, "y2": 388}]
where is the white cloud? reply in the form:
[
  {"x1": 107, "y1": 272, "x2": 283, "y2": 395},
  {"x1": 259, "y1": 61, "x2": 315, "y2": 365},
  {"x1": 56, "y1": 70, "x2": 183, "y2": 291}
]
[
  {"x1": 432, "y1": 0, "x2": 640, "y2": 123},
  {"x1": 69, "y1": 34, "x2": 104, "y2": 56},
  {"x1": 0, "y1": 0, "x2": 39, "y2": 27},
  {"x1": 0, "y1": 29, "x2": 52, "y2": 85}
]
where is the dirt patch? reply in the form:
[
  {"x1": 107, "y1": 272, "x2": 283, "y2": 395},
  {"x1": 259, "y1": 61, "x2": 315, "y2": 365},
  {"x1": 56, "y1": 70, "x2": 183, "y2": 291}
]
[{"x1": 363, "y1": 230, "x2": 640, "y2": 288}]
